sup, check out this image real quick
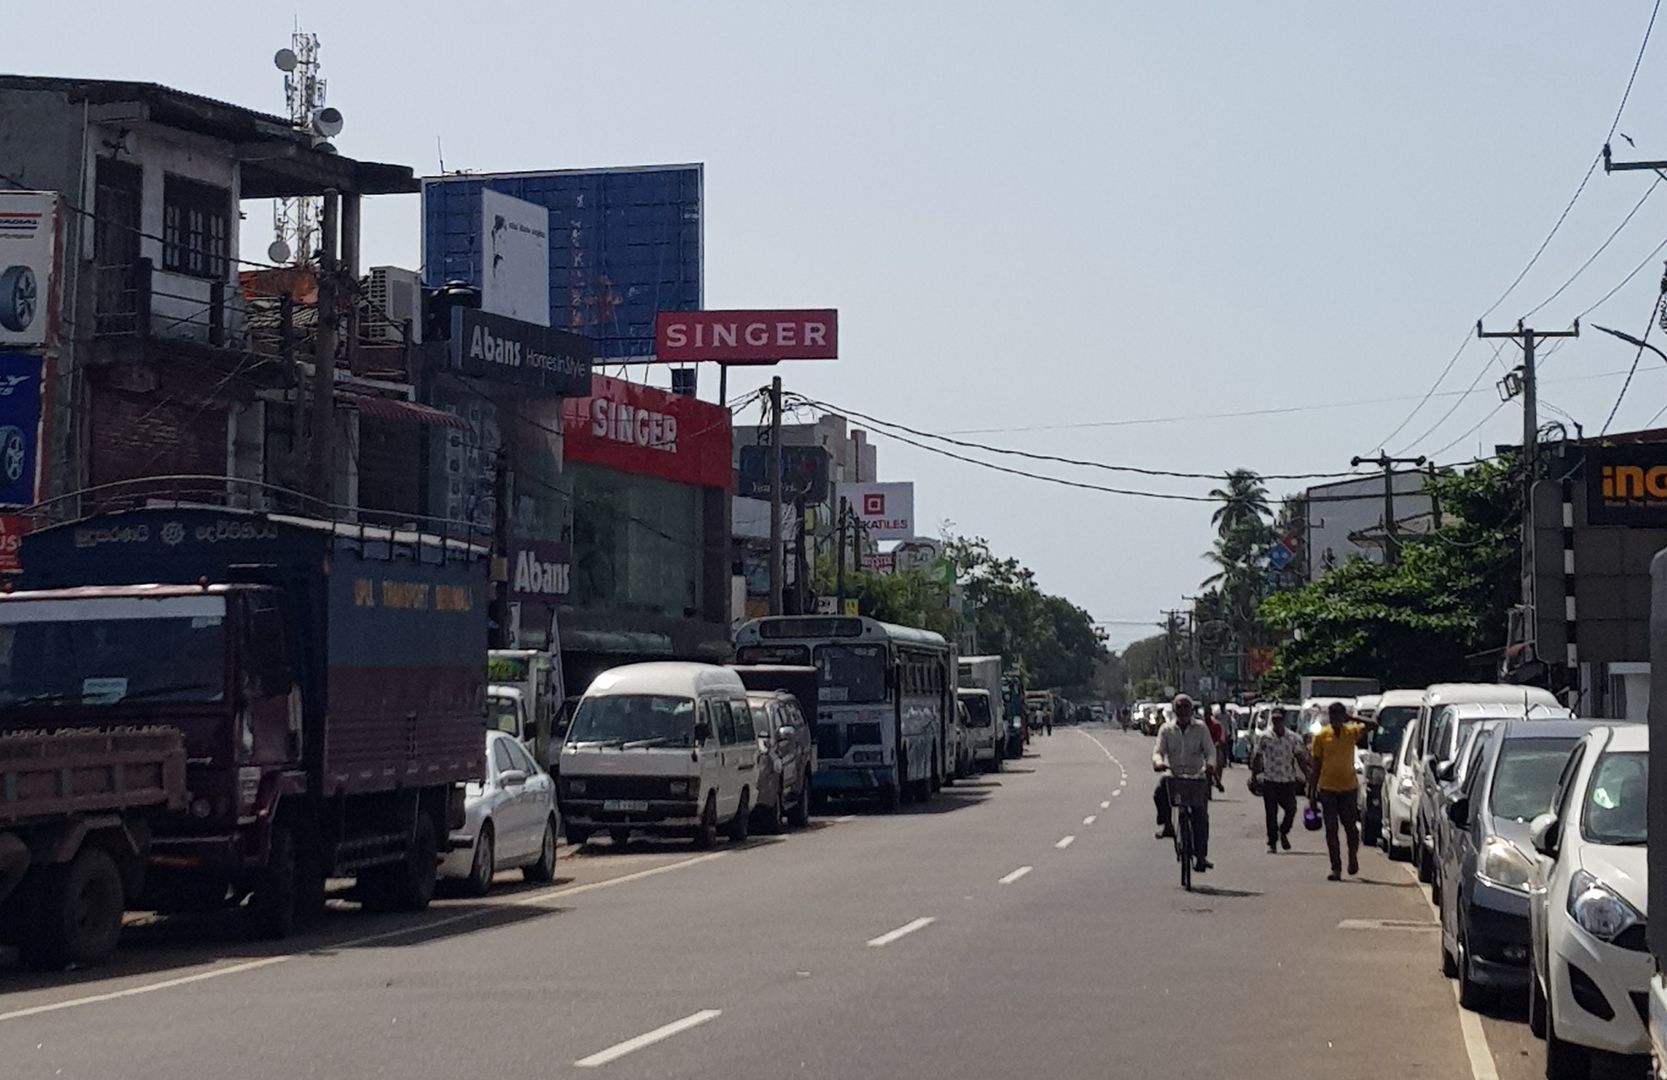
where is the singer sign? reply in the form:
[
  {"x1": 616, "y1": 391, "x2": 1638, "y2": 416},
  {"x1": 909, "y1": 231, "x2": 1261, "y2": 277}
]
[{"x1": 654, "y1": 309, "x2": 837, "y2": 364}]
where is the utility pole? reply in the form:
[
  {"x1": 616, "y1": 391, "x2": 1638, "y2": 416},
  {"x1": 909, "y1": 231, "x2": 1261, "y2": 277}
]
[
  {"x1": 793, "y1": 497, "x2": 808, "y2": 615},
  {"x1": 835, "y1": 496, "x2": 848, "y2": 609},
  {"x1": 1349, "y1": 451, "x2": 1428, "y2": 566},
  {"x1": 767, "y1": 376, "x2": 784, "y2": 615},
  {"x1": 1159, "y1": 609, "x2": 1186, "y2": 695},
  {"x1": 489, "y1": 445, "x2": 511, "y2": 649},
  {"x1": 304, "y1": 190, "x2": 341, "y2": 506},
  {"x1": 1477, "y1": 320, "x2": 1578, "y2": 661}
]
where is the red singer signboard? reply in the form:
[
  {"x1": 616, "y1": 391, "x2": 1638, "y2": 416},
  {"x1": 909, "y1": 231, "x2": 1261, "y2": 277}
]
[
  {"x1": 0, "y1": 514, "x2": 31, "y2": 573},
  {"x1": 654, "y1": 309, "x2": 838, "y2": 364},
  {"x1": 561, "y1": 374, "x2": 733, "y2": 489}
]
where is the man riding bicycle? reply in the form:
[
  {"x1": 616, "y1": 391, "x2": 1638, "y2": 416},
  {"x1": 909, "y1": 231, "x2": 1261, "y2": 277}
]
[{"x1": 1152, "y1": 693, "x2": 1216, "y2": 874}]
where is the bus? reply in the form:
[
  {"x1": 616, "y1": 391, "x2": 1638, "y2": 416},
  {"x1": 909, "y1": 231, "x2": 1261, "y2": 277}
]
[{"x1": 734, "y1": 615, "x2": 952, "y2": 811}]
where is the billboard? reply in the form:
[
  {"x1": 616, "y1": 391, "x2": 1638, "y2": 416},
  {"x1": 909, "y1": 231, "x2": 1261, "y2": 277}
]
[
  {"x1": 0, "y1": 353, "x2": 42, "y2": 506},
  {"x1": 736, "y1": 444, "x2": 830, "y2": 502},
  {"x1": 423, "y1": 166, "x2": 702, "y2": 359},
  {"x1": 655, "y1": 309, "x2": 837, "y2": 364},
  {"x1": 846, "y1": 481, "x2": 915, "y2": 540},
  {"x1": 561, "y1": 373, "x2": 732, "y2": 489},
  {"x1": 0, "y1": 191, "x2": 58, "y2": 347},
  {"x1": 481, "y1": 189, "x2": 550, "y2": 327},
  {"x1": 1588, "y1": 444, "x2": 1667, "y2": 525},
  {"x1": 448, "y1": 307, "x2": 593, "y2": 396}
]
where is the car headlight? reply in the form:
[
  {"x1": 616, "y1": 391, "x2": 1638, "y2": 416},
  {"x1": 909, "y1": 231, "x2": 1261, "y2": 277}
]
[
  {"x1": 567, "y1": 779, "x2": 587, "y2": 795},
  {"x1": 1568, "y1": 869, "x2": 1643, "y2": 942},
  {"x1": 1477, "y1": 837, "x2": 1533, "y2": 893},
  {"x1": 667, "y1": 779, "x2": 692, "y2": 797}
]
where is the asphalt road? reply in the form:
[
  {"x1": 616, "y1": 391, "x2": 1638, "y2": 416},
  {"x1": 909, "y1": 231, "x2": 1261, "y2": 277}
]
[{"x1": 0, "y1": 726, "x2": 1549, "y2": 1080}]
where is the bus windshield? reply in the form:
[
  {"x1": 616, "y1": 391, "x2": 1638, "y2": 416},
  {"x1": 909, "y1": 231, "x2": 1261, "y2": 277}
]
[{"x1": 815, "y1": 643, "x2": 888, "y2": 704}]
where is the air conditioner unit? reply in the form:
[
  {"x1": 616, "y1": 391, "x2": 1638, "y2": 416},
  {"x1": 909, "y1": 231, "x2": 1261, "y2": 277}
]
[{"x1": 362, "y1": 266, "x2": 423, "y2": 344}]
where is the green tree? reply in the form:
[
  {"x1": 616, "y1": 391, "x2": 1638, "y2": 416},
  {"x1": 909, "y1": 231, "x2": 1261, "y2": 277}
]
[{"x1": 1209, "y1": 469, "x2": 1272, "y2": 537}]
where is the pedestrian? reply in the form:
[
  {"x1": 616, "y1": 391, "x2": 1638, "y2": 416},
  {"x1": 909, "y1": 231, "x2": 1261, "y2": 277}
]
[
  {"x1": 1152, "y1": 693, "x2": 1216, "y2": 873},
  {"x1": 1201, "y1": 704, "x2": 1227, "y2": 792},
  {"x1": 1250, "y1": 706, "x2": 1308, "y2": 853},
  {"x1": 1306, "y1": 701, "x2": 1379, "y2": 881}
]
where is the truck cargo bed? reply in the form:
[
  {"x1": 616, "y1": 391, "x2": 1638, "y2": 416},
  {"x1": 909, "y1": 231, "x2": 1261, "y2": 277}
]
[{"x1": 0, "y1": 726, "x2": 186, "y2": 825}]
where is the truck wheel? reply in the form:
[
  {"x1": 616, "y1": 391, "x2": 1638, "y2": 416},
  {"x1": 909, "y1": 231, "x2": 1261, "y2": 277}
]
[
  {"x1": 523, "y1": 818, "x2": 557, "y2": 884},
  {"x1": 386, "y1": 815, "x2": 438, "y2": 912},
  {"x1": 250, "y1": 826, "x2": 299, "y2": 939},
  {"x1": 25, "y1": 847, "x2": 125, "y2": 969},
  {"x1": 879, "y1": 783, "x2": 900, "y2": 812}
]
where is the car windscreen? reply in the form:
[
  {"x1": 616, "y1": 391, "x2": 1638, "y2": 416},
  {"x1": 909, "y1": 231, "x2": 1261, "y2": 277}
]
[
  {"x1": 735, "y1": 644, "x2": 810, "y2": 666},
  {"x1": 1371, "y1": 706, "x2": 1417, "y2": 753},
  {"x1": 1582, "y1": 750, "x2": 1648, "y2": 845},
  {"x1": 960, "y1": 694, "x2": 993, "y2": 727},
  {"x1": 0, "y1": 595, "x2": 228, "y2": 707},
  {"x1": 814, "y1": 643, "x2": 888, "y2": 704},
  {"x1": 567, "y1": 694, "x2": 696, "y2": 747},
  {"x1": 1488, "y1": 737, "x2": 1579, "y2": 822}
]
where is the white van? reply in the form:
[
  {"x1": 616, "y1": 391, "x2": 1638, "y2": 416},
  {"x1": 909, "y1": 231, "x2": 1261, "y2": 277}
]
[
  {"x1": 557, "y1": 663, "x2": 761, "y2": 848},
  {"x1": 1409, "y1": 682, "x2": 1562, "y2": 883}
]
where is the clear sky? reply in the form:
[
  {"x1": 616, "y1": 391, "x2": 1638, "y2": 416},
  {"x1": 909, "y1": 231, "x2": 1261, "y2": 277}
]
[{"x1": 14, "y1": 2, "x2": 1667, "y2": 649}]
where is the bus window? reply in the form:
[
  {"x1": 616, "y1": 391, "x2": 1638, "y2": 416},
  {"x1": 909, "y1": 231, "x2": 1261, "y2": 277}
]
[{"x1": 815, "y1": 643, "x2": 888, "y2": 703}]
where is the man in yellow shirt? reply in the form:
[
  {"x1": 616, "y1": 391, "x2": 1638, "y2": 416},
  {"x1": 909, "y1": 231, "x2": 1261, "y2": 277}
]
[{"x1": 1307, "y1": 701, "x2": 1379, "y2": 881}]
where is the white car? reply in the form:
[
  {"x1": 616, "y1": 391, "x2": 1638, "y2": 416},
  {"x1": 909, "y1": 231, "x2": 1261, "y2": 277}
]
[
  {"x1": 1381, "y1": 723, "x2": 1419, "y2": 861},
  {"x1": 1528, "y1": 723, "x2": 1649, "y2": 1076},
  {"x1": 441, "y1": 729, "x2": 559, "y2": 896}
]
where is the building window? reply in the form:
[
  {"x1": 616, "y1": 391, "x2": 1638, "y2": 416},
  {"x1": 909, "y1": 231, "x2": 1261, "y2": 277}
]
[{"x1": 162, "y1": 177, "x2": 230, "y2": 279}]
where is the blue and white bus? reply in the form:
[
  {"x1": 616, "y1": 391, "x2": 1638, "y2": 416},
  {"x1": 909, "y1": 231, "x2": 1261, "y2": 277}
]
[{"x1": 734, "y1": 615, "x2": 952, "y2": 811}]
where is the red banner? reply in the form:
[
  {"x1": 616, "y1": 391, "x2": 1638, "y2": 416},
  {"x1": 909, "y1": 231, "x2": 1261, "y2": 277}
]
[
  {"x1": 561, "y1": 374, "x2": 732, "y2": 489},
  {"x1": 0, "y1": 514, "x2": 31, "y2": 573},
  {"x1": 654, "y1": 309, "x2": 838, "y2": 364}
]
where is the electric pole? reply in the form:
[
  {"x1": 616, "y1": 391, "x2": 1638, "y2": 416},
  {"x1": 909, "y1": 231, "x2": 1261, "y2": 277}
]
[
  {"x1": 304, "y1": 190, "x2": 340, "y2": 506},
  {"x1": 1476, "y1": 320, "x2": 1578, "y2": 662},
  {"x1": 835, "y1": 496, "x2": 849, "y2": 609},
  {"x1": 767, "y1": 376, "x2": 784, "y2": 615},
  {"x1": 1349, "y1": 451, "x2": 1427, "y2": 566}
]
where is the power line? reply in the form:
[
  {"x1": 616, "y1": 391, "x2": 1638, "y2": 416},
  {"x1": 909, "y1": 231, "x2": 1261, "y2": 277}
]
[
  {"x1": 1521, "y1": 174, "x2": 1664, "y2": 319},
  {"x1": 1601, "y1": 291, "x2": 1667, "y2": 434}
]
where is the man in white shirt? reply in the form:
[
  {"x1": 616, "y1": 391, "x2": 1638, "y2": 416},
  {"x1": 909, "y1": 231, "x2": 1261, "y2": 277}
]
[
  {"x1": 1250, "y1": 706, "x2": 1310, "y2": 854},
  {"x1": 1152, "y1": 694, "x2": 1216, "y2": 873}
]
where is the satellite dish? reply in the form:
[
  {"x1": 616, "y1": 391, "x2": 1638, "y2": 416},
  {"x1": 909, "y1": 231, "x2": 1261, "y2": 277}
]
[
  {"x1": 274, "y1": 48, "x2": 298, "y2": 73},
  {"x1": 312, "y1": 107, "x2": 344, "y2": 138},
  {"x1": 267, "y1": 238, "x2": 292, "y2": 264}
]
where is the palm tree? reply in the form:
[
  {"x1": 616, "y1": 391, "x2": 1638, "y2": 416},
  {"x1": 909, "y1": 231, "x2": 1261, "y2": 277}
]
[{"x1": 1208, "y1": 469, "x2": 1271, "y2": 539}]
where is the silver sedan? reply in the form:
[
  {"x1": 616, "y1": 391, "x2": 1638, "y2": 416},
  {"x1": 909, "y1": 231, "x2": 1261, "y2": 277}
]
[{"x1": 440, "y1": 729, "x2": 560, "y2": 895}]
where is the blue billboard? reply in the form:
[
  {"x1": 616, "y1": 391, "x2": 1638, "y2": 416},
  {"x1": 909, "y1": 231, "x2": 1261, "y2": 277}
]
[
  {"x1": 422, "y1": 165, "x2": 703, "y2": 360},
  {"x1": 0, "y1": 352, "x2": 42, "y2": 506}
]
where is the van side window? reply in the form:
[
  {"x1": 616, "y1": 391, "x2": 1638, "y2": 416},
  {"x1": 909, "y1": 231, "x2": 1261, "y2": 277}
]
[
  {"x1": 715, "y1": 701, "x2": 739, "y2": 745},
  {"x1": 733, "y1": 699, "x2": 757, "y2": 742}
]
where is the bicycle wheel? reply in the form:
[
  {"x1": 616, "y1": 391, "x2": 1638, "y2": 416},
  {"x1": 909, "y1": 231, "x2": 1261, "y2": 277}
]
[{"x1": 1178, "y1": 807, "x2": 1193, "y2": 891}]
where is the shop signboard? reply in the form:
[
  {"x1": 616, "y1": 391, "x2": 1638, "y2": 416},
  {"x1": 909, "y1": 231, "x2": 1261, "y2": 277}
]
[
  {"x1": 0, "y1": 513, "x2": 30, "y2": 573},
  {"x1": 480, "y1": 188, "x2": 550, "y2": 327},
  {"x1": 561, "y1": 373, "x2": 732, "y2": 489},
  {"x1": 509, "y1": 539, "x2": 571, "y2": 601},
  {"x1": 736, "y1": 444, "x2": 829, "y2": 502},
  {"x1": 0, "y1": 353, "x2": 42, "y2": 506},
  {"x1": 1588, "y1": 443, "x2": 1667, "y2": 526},
  {"x1": 449, "y1": 308, "x2": 593, "y2": 396},
  {"x1": 0, "y1": 191, "x2": 58, "y2": 347},
  {"x1": 654, "y1": 309, "x2": 837, "y2": 364},
  {"x1": 845, "y1": 481, "x2": 915, "y2": 540}
]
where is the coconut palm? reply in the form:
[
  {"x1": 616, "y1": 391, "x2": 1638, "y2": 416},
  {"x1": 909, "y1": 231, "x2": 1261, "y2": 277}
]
[{"x1": 1209, "y1": 470, "x2": 1271, "y2": 539}]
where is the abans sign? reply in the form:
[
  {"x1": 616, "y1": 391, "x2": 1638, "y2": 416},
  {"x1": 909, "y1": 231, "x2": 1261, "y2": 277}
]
[
  {"x1": 1589, "y1": 444, "x2": 1667, "y2": 525},
  {"x1": 655, "y1": 309, "x2": 837, "y2": 364},
  {"x1": 449, "y1": 308, "x2": 593, "y2": 396}
]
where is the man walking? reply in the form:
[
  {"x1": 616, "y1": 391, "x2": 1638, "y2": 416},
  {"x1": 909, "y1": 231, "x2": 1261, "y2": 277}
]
[
  {"x1": 1250, "y1": 706, "x2": 1308, "y2": 853},
  {"x1": 1307, "y1": 701, "x2": 1379, "y2": 881},
  {"x1": 1152, "y1": 694, "x2": 1217, "y2": 874},
  {"x1": 1201, "y1": 703, "x2": 1228, "y2": 790}
]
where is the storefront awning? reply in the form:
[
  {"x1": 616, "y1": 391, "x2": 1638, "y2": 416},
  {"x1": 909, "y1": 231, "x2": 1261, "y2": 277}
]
[{"x1": 341, "y1": 393, "x2": 471, "y2": 430}]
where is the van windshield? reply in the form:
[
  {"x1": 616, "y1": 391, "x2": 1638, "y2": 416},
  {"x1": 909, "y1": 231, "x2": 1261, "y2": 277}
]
[
  {"x1": 1371, "y1": 706, "x2": 1417, "y2": 753},
  {"x1": 961, "y1": 694, "x2": 993, "y2": 727},
  {"x1": 568, "y1": 695, "x2": 696, "y2": 747}
]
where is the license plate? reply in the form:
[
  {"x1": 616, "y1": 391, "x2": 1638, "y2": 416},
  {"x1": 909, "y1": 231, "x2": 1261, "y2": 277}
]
[{"x1": 603, "y1": 799, "x2": 649, "y2": 812}]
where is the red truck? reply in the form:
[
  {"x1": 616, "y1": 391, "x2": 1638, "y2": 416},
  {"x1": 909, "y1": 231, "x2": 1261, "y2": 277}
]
[{"x1": 0, "y1": 506, "x2": 488, "y2": 966}]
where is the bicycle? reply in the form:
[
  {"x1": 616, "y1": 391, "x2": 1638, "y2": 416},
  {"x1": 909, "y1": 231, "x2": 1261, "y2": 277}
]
[{"x1": 1166, "y1": 775, "x2": 1211, "y2": 891}]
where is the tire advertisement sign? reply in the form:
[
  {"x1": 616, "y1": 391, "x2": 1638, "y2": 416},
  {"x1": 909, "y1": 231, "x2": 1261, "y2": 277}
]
[
  {"x1": 0, "y1": 191, "x2": 57, "y2": 347},
  {"x1": 0, "y1": 353, "x2": 41, "y2": 507}
]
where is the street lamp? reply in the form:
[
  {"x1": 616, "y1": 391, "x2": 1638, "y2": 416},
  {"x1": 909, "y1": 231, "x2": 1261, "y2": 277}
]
[{"x1": 1593, "y1": 323, "x2": 1667, "y2": 367}]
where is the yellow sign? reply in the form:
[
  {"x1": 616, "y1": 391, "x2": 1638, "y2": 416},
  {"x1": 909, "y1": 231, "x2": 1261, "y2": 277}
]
[{"x1": 843, "y1": 599, "x2": 859, "y2": 616}]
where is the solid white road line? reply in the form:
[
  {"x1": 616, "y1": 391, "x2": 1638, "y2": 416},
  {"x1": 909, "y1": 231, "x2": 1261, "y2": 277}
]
[
  {"x1": 1401, "y1": 864, "x2": 1499, "y2": 1080},
  {"x1": 1113, "y1": 790, "x2": 1122, "y2": 797},
  {"x1": 867, "y1": 917, "x2": 936, "y2": 947},
  {"x1": 574, "y1": 1009, "x2": 723, "y2": 1068},
  {"x1": 999, "y1": 866, "x2": 1033, "y2": 885},
  {"x1": 1083, "y1": 815, "x2": 1097, "y2": 825},
  {"x1": 1055, "y1": 835, "x2": 1076, "y2": 850},
  {"x1": 0, "y1": 850, "x2": 732, "y2": 1025},
  {"x1": 1100, "y1": 800, "x2": 1111, "y2": 809},
  {"x1": 1077, "y1": 728, "x2": 1129, "y2": 780}
]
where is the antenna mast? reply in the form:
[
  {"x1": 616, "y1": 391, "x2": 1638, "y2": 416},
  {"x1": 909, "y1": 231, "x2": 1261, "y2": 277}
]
[{"x1": 271, "y1": 27, "x2": 326, "y2": 265}]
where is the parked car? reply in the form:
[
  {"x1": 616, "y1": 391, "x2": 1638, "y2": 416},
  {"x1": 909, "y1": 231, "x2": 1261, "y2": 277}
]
[
  {"x1": 1412, "y1": 683, "x2": 1564, "y2": 884},
  {"x1": 559, "y1": 663, "x2": 761, "y2": 848},
  {"x1": 1382, "y1": 722, "x2": 1420, "y2": 861},
  {"x1": 950, "y1": 700, "x2": 975, "y2": 779},
  {"x1": 957, "y1": 686, "x2": 1003, "y2": 773},
  {"x1": 1528, "y1": 723, "x2": 1650, "y2": 1077},
  {"x1": 1417, "y1": 697, "x2": 1573, "y2": 896},
  {"x1": 441, "y1": 730, "x2": 559, "y2": 896},
  {"x1": 1437, "y1": 718, "x2": 1600, "y2": 1009},
  {"x1": 747, "y1": 689, "x2": 814, "y2": 833},
  {"x1": 1356, "y1": 690, "x2": 1423, "y2": 847}
]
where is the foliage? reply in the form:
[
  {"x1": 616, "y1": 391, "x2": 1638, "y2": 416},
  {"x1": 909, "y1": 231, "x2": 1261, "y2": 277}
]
[
  {"x1": 1259, "y1": 459, "x2": 1517, "y2": 696},
  {"x1": 1121, "y1": 632, "x2": 1172, "y2": 700}
]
